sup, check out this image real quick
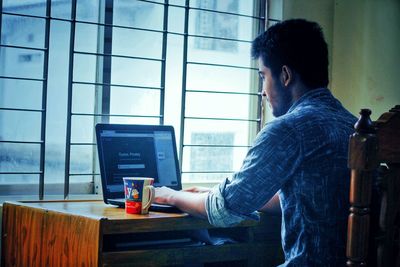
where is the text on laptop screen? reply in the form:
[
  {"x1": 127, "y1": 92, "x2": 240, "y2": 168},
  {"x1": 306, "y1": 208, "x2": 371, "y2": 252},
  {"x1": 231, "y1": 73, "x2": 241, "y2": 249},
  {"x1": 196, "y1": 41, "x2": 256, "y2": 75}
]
[{"x1": 98, "y1": 129, "x2": 179, "y2": 193}]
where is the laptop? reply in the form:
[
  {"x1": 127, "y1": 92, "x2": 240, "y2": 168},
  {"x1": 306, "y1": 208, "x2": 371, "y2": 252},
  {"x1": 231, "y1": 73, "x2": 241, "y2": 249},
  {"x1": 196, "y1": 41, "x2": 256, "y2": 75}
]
[{"x1": 95, "y1": 123, "x2": 182, "y2": 212}]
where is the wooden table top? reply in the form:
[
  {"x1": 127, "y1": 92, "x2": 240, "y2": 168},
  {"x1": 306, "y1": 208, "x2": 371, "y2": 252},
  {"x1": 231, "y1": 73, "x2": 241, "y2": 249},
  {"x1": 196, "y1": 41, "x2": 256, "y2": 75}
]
[
  {"x1": 4, "y1": 199, "x2": 260, "y2": 234},
  {"x1": 4, "y1": 200, "x2": 187, "y2": 220}
]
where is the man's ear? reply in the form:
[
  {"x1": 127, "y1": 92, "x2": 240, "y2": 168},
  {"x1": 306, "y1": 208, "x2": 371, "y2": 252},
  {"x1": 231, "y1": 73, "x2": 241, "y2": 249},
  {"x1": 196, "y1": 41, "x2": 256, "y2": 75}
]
[{"x1": 280, "y1": 65, "x2": 292, "y2": 87}]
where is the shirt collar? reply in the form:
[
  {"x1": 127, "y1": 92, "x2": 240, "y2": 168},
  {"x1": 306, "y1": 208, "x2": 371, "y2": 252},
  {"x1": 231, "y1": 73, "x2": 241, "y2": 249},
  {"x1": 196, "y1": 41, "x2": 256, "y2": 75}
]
[{"x1": 287, "y1": 87, "x2": 331, "y2": 114}]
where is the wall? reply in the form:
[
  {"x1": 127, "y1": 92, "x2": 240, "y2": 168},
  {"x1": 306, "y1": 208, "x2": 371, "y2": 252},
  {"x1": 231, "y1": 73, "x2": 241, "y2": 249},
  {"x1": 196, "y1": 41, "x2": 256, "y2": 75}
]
[
  {"x1": 281, "y1": 0, "x2": 400, "y2": 120},
  {"x1": 331, "y1": 0, "x2": 400, "y2": 120}
]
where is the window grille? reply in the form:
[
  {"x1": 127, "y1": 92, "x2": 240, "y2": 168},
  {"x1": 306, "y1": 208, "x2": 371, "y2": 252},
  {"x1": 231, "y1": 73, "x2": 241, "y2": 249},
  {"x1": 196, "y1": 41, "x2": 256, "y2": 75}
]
[{"x1": 0, "y1": 0, "x2": 267, "y2": 200}]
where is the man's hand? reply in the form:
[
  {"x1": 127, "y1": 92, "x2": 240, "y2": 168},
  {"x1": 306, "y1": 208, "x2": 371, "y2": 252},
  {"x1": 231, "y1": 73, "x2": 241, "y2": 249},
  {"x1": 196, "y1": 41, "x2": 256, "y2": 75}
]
[
  {"x1": 154, "y1": 186, "x2": 208, "y2": 219},
  {"x1": 154, "y1": 186, "x2": 176, "y2": 205}
]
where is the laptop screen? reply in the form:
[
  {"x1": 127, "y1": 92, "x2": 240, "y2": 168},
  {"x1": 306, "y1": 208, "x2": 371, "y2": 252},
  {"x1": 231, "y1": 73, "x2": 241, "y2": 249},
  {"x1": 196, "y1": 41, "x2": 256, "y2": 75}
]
[{"x1": 96, "y1": 124, "x2": 182, "y2": 201}]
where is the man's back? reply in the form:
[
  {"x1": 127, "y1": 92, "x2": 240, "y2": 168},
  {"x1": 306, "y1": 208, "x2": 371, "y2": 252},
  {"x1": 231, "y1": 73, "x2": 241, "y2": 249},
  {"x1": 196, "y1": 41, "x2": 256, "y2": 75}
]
[{"x1": 275, "y1": 88, "x2": 357, "y2": 266}]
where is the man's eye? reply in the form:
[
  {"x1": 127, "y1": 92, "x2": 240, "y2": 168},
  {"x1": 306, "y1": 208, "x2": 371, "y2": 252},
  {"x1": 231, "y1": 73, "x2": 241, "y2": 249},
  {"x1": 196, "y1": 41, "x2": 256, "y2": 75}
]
[{"x1": 259, "y1": 74, "x2": 265, "y2": 81}]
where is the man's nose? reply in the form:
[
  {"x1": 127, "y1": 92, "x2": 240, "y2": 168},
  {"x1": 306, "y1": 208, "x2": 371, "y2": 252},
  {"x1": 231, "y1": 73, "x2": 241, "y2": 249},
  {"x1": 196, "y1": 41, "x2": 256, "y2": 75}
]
[{"x1": 261, "y1": 90, "x2": 267, "y2": 97}]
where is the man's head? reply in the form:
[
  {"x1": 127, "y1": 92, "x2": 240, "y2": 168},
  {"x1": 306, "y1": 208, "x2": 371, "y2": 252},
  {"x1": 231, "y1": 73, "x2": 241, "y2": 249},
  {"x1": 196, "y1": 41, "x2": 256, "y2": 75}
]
[{"x1": 251, "y1": 19, "x2": 329, "y2": 117}]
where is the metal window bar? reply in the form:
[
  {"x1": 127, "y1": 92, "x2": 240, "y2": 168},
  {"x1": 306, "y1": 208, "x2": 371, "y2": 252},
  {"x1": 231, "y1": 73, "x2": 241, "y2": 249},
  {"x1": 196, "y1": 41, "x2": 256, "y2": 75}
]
[
  {"x1": 179, "y1": 0, "x2": 266, "y2": 176},
  {"x1": 64, "y1": 0, "x2": 78, "y2": 199},
  {"x1": 257, "y1": 0, "x2": 267, "y2": 132},
  {"x1": 0, "y1": 107, "x2": 44, "y2": 113},
  {"x1": 70, "y1": 142, "x2": 96, "y2": 146},
  {"x1": 39, "y1": 0, "x2": 51, "y2": 200},
  {"x1": 0, "y1": 0, "x2": 2, "y2": 44},
  {"x1": 0, "y1": 76, "x2": 45, "y2": 82},
  {"x1": 182, "y1": 171, "x2": 234, "y2": 174},
  {"x1": 101, "y1": 0, "x2": 113, "y2": 125},
  {"x1": 0, "y1": 140, "x2": 43, "y2": 144},
  {"x1": 187, "y1": 61, "x2": 258, "y2": 71},
  {"x1": 179, "y1": 0, "x2": 189, "y2": 167},
  {"x1": 74, "y1": 50, "x2": 164, "y2": 62},
  {"x1": 0, "y1": 172, "x2": 43, "y2": 175},
  {"x1": 183, "y1": 144, "x2": 251, "y2": 148},
  {"x1": 72, "y1": 81, "x2": 163, "y2": 91},
  {"x1": 186, "y1": 89, "x2": 260, "y2": 96},
  {"x1": 185, "y1": 116, "x2": 260, "y2": 123},
  {"x1": 159, "y1": 0, "x2": 169, "y2": 125},
  {"x1": 69, "y1": 173, "x2": 100, "y2": 176},
  {"x1": 188, "y1": 34, "x2": 252, "y2": 44},
  {"x1": 72, "y1": 113, "x2": 162, "y2": 119},
  {"x1": 0, "y1": 44, "x2": 47, "y2": 51}
]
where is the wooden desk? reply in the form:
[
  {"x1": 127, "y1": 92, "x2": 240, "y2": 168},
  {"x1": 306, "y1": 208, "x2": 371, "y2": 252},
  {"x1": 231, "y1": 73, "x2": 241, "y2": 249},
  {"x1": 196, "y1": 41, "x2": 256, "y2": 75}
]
[{"x1": 1, "y1": 200, "x2": 283, "y2": 267}]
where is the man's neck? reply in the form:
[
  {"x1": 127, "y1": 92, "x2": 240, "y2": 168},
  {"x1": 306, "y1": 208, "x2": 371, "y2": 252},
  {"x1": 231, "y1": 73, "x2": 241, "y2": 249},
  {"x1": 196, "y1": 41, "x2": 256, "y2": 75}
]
[{"x1": 290, "y1": 82, "x2": 315, "y2": 103}]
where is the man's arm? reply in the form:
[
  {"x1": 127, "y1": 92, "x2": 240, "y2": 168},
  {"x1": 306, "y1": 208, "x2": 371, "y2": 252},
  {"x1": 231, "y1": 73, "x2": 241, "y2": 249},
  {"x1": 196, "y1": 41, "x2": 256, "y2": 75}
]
[{"x1": 155, "y1": 186, "x2": 208, "y2": 219}]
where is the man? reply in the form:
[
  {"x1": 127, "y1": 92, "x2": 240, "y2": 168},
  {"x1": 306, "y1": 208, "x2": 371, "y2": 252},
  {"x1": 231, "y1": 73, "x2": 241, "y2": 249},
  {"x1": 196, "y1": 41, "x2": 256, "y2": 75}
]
[{"x1": 155, "y1": 19, "x2": 357, "y2": 266}]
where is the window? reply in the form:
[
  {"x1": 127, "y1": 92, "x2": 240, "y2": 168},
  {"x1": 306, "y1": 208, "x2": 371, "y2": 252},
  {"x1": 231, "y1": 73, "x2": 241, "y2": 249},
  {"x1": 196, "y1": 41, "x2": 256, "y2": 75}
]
[{"x1": 0, "y1": 0, "x2": 266, "y2": 200}]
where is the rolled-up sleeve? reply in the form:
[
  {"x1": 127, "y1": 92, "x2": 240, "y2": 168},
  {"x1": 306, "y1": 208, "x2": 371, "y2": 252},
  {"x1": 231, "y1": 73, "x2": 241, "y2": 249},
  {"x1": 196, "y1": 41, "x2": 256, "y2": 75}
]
[
  {"x1": 204, "y1": 119, "x2": 301, "y2": 228},
  {"x1": 205, "y1": 178, "x2": 260, "y2": 227}
]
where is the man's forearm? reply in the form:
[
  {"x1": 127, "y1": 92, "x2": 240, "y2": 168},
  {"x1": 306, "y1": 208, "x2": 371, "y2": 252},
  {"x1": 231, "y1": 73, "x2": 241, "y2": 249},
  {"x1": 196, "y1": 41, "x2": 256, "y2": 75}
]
[
  {"x1": 155, "y1": 187, "x2": 208, "y2": 219},
  {"x1": 169, "y1": 191, "x2": 208, "y2": 219}
]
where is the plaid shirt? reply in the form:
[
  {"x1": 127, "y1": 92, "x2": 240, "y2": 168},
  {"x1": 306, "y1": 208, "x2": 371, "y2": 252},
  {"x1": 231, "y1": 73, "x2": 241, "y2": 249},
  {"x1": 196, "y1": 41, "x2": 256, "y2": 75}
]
[{"x1": 205, "y1": 88, "x2": 357, "y2": 266}]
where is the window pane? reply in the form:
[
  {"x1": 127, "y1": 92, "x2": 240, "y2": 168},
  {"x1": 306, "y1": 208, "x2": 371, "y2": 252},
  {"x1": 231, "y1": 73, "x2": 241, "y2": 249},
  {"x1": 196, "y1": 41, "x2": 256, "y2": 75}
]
[
  {"x1": 72, "y1": 84, "x2": 96, "y2": 114},
  {"x1": 0, "y1": 110, "x2": 41, "y2": 141},
  {"x1": 189, "y1": 10, "x2": 256, "y2": 42},
  {"x1": 0, "y1": 79, "x2": 42, "y2": 110},
  {"x1": 44, "y1": 19, "x2": 71, "y2": 191},
  {"x1": 76, "y1": 0, "x2": 100, "y2": 23},
  {"x1": 108, "y1": 117, "x2": 159, "y2": 125},
  {"x1": 190, "y1": 0, "x2": 255, "y2": 17},
  {"x1": 170, "y1": 0, "x2": 185, "y2": 5},
  {"x1": 181, "y1": 145, "x2": 249, "y2": 182},
  {"x1": 44, "y1": 143, "x2": 65, "y2": 184},
  {"x1": 112, "y1": 28, "x2": 163, "y2": 59},
  {"x1": 70, "y1": 144, "x2": 95, "y2": 175},
  {"x1": 184, "y1": 119, "x2": 257, "y2": 146},
  {"x1": 111, "y1": 58, "x2": 161, "y2": 88},
  {"x1": 186, "y1": 64, "x2": 258, "y2": 94},
  {"x1": 73, "y1": 54, "x2": 97, "y2": 83},
  {"x1": 51, "y1": 0, "x2": 71, "y2": 20},
  {"x1": 75, "y1": 22, "x2": 100, "y2": 53},
  {"x1": 3, "y1": 0, "x2": 46, "y2": 17},
  {"x1": 1, "y1": 14, "x2": 46, "y2": 49},
  {"x1": 188, "y1": 37, "x2": 253, "y2": 68},
  {"x1": 1, "y1": 47, "x2": 44, "y2": 79},
  {"x1": 0, "y1": 174, "x2": 39, "y2": 185},
  {"x1": 110, "y1": 88, "x2": 161, "y2": 115},
  {"x1": 185, "y1": 91, "x2": 259, "y2": 120},
  {"x1": 0, "y1": 143, "x2": 41, "y2": 173},
  {"x1": 71, "y1": 115, "x2": 95, "y2": 144},
  {"x1": 168, "y1": 6, "x2": 185, "y2": 33},
  {"x1": 113, "y1": 1, "x2": 164, "y2": 31}
]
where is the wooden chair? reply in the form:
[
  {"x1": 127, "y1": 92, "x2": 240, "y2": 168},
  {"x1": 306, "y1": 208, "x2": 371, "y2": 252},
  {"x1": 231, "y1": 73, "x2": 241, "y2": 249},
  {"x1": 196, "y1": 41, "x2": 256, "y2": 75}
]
[{"x1": 347, "y1": 105, "x2": 400, "y2": 266}]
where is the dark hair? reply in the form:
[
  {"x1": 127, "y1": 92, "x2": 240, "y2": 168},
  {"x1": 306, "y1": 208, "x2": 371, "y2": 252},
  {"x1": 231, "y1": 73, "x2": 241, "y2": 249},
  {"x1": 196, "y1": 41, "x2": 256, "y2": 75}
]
[{"x1": 251, "y1": 19, "x2": 329, "y2": 89}]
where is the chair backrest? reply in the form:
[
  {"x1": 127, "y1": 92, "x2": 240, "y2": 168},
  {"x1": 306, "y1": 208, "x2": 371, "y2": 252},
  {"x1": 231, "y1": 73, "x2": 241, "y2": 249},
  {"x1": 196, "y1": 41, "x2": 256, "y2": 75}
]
[{"x1": 347, "y1": 105, "x2": 400, "y2": 267}]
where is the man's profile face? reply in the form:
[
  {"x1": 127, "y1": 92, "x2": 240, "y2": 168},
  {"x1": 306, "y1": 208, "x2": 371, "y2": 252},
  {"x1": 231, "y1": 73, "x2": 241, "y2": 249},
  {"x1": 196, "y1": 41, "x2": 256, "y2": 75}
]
[{"x1": 258, "y1": 58, "x2": 291, "y2": 117}]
